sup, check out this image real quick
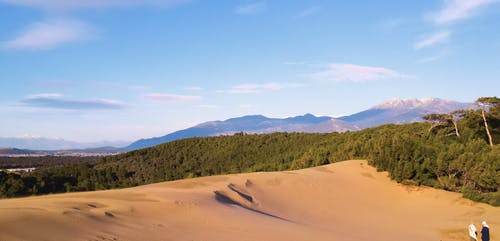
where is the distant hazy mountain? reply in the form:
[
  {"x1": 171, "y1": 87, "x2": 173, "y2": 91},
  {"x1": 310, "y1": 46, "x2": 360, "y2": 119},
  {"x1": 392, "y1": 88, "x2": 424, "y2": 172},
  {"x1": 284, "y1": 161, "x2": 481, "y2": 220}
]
[
  {"x1": 126, "y1": 114, "x2": 333, "y2": 150},
  {"x1": 0, "y1": 147, "x2": 124, "y2": 156},
  {"x1": 0, "y1": 137, "x2": 129, "y2": 151},
  {"x1": 300, "y1": 119, "x2": 361, "y2": 133},
  {"x1": 127, "y1": 97, "x2": 471, "y2": 150},
  {"x1": 338, "y1": 98, "x2": 470, "y2": 128}
]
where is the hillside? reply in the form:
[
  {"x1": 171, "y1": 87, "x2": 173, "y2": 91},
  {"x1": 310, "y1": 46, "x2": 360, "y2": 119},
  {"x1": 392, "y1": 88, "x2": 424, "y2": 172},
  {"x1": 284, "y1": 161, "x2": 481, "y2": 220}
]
[
  {"x1": 338, "y1": 97, "x2": 470, "y2": 127},
  {"x1": 0, "y1": 160, "x2": 497, "y2": 241},
  {"x1": 126, "y1": 114, "x2": 335, "y2": 150},
  {"x1": 127, "y1": 98, "x2": 469, "y2": 150}
]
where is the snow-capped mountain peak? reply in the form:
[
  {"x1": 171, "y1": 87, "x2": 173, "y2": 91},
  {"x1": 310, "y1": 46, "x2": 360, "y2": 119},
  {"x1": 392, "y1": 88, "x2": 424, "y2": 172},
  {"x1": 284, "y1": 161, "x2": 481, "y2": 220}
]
[{"x1": 374, "y1": 98, "x2": 452, "y2": 110}]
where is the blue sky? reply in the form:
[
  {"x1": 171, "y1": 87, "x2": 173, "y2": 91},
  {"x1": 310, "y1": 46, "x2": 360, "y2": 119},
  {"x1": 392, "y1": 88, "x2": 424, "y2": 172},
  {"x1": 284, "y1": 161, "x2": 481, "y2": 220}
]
[{"x1": 1, "y1": 0, "x2": 499, "y2": 142}]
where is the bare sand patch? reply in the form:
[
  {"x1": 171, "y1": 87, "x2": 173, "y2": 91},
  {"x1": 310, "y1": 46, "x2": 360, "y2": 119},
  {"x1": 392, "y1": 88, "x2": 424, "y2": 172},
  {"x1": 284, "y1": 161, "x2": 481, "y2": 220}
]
[{"x1": 0, "y1": 160, "x2": 497, "y2": 241}]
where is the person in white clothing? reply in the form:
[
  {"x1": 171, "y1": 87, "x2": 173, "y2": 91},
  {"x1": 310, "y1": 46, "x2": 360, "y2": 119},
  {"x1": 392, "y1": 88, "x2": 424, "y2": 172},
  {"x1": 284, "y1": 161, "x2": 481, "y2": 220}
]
[{"x1": 469, "y1": 223, "x2": 478, "y2": 241}]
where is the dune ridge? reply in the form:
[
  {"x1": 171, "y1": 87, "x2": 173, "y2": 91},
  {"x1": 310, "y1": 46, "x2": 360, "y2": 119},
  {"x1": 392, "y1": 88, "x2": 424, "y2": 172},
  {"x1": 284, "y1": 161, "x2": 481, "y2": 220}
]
[{"x1": 0, "y1": 160, "x2": 498, "y2": 241}]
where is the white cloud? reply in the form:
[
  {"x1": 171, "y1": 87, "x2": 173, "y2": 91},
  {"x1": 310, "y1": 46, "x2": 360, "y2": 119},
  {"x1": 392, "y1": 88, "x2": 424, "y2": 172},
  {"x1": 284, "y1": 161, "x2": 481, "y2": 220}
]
[
  {"x1": 18, "y1": 134, "x2": 43, "y2": 139},
  {"x1": 414, "y1": 0, "x2": 498, "y2": 57},
  {"x1": 218, "y1": 82, "x2": 304, "y2": 94},
  {"x1": 430, "y1": 0, "x2": 499, "y2": 24},
  {"x1": 414, "y1": 31, "x2": 451, "y2": 49},
  {"x1": 22, "y1": 93, "x2": 124, "y2": 110},
  {"x1": 27, "y1": 93, "x2": 62, "y2": 99},
  {"x1": 310, "y1": 63, "x2": 414, "y2": 82},
  {"x1": 235, "y1": 2, "x2": 266, "y2": 15},
  {"x1": 299, "y1": 6, "x2": 321, "y2": 17},
  {"x1": 1, "y1": 0, "x2": 188, "y2": 50},
  {"x1": 417, "y1": 50, "x2": 450, "y2": 63},
  {"x1": 0, "y1": 0, "x2": 187, "y2": 10},
  {"x1": 2, "y1": 19, "x2": 93, "y2": 50},
  {"x1": 143, "y1": 93, "x2": 201, "y2": 102}
]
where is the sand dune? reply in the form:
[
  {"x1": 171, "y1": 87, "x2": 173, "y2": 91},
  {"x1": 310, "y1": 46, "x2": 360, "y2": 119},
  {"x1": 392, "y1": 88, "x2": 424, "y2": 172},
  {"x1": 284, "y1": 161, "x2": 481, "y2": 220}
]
[{"x1": 0, "y1": 160, "x2": 498, "y2": 241}]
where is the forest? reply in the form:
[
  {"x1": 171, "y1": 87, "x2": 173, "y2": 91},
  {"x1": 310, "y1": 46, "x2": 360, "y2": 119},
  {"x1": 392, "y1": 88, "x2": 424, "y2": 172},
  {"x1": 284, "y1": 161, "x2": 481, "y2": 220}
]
[
  {"x1": 0, "y1": 97, "x2": 498, "y2": 206},
  {"x1": 0, "y1": 156, "x2": 99, "y2": 169}
]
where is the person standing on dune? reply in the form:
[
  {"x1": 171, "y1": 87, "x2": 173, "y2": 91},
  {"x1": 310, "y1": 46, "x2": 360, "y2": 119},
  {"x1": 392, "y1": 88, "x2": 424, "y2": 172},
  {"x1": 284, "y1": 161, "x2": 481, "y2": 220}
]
[
  {"x1": 469, "y1": 223, "x2": 478, "y2": 241},
  {"x1": 481, "y1": 221, "x2": 490, "y2": 241}
]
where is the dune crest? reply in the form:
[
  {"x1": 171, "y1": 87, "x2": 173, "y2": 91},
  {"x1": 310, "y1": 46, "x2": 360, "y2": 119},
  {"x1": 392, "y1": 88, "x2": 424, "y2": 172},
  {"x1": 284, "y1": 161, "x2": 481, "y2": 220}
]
[{"x1": 0, "y1": 160, "x2": 498, "y2": 241}]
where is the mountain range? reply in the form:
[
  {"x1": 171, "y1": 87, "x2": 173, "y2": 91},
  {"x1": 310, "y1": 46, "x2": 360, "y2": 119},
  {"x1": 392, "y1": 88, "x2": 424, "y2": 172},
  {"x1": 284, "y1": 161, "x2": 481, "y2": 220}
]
[
  {"x1": 126, "y1": 98, "x2": 470, "y2": 150},
  {"x1": 0, "y1": 137, "x2": 129, "y2": 152},
  {"x1": 126, "y1": 114, "x2": 336, "y2": 150},
  {"x1": 0, "y1": 98, "x2": 471, "y2": 152},
  {"x1": 0, "y1": 147, "x2": 124, "y2": 156},
  {"x1": 338, "y1": 98, "x2": 471, "y2": 127}
]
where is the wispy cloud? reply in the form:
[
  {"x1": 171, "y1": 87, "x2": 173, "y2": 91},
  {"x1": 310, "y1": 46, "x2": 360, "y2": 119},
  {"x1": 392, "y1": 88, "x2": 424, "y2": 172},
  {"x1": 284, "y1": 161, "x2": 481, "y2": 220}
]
[
  {"x1": 2, "y1": 19, "x2": 93, "y2": 50},
  {"x1": 235, "y1": 2, "x2": 266, "y2": 15},
  {"x1": 22, "y1": 93, "x2": 124, "y2": 110},
  {"x1": 310, "y1": 63, "x2": 414, "y2": 82},
  {"x1": 1, "y1": 0, "x2": 188, "y2": 51},
  {"x1": 0, "y1": 0, "x2": 187, "y2": 10},
  {"x1": 218, "y1": 82, "x2": 304, "y2": 94},
  {"x1": 430, "y1": 0, "x2": 499, "y2": 24},
  {"x1": 418, "y1": 55, "x2": 443, "y2": 64},
  {"x1": 414, "y1": 31, "x2": 451, "y2": 49},
  {"x1": 417, "y1": 50, "x2": 450, "y2": 63},
  {"x1": 299, "y1": 6, "x2": 321, "y2": 17},
  {"x1": 143, "y1": 93, "x2": 201, "y2": 102}
]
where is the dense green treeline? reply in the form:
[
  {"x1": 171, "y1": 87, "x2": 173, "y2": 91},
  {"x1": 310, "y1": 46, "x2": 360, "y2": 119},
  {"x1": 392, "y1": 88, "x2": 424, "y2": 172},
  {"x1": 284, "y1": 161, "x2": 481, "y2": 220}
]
[
  {"x1": 0, "y1": 156, "x2": 99, "y2": 169},
  {"x1": 0, "y1": 133, "x2": 329, "y2": 196},
  {"x1": 1, "y1": 97, "x2": 498, "y2": 205}
]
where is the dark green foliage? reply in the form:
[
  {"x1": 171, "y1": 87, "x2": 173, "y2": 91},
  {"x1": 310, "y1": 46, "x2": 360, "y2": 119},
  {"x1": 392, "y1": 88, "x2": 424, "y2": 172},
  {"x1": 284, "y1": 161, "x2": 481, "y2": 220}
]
[
  {"x1": 0, "y1": 156, "x2": 99, "y2": 169},
  {"x1": 0, "y1": 98, "x2": 499, "y2": 205}
]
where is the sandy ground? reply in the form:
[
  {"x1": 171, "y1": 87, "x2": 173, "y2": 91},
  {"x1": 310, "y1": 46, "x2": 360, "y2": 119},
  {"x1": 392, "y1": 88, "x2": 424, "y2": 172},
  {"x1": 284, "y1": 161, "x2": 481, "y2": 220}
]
[{"x1": 0, "y1": 160, "x2": 498, "y2": 241}]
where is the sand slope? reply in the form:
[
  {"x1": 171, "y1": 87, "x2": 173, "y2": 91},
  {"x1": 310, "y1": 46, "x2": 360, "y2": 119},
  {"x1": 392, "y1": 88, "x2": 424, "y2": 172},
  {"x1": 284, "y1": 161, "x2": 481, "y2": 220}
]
[{"x1": 0, "y1": 160, "x2": 498, "y2": 241}]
